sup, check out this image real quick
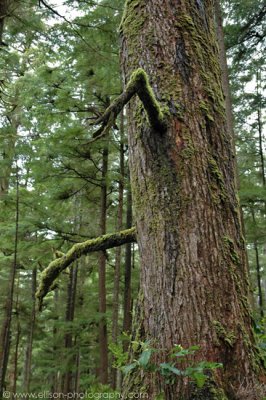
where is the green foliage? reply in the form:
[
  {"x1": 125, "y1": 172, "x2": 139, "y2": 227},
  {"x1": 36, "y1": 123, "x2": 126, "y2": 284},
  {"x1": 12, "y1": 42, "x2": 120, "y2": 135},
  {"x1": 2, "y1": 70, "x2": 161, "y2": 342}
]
[
  {"x1": 114, "y1": 341, "x2": 222, "y2": 389},
  {"x1": 108, "y1": 342, "x2": 129, "y2": 369},
  {"x1": 222, "y1": 0, "x2": 266, "y2": 321},
  {"x1": 85, "y1": 384, "x2": 119, "y2": 397},
  {"x1": 254, "y1": 318, "x2": 266, "y2": 365}
]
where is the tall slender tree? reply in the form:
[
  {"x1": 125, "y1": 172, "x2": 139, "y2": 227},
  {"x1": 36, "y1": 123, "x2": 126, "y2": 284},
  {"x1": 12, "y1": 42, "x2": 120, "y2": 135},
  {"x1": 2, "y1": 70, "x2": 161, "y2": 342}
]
[
  {"x1": 0, "y1": 162, "x2": 19, "y2": 397},
  {"x1": 98, "y1": 143, "x2": 109, "y2": 384},
  {"x1": 111, "y1": 113, "x2": 125, "y2": 389}
]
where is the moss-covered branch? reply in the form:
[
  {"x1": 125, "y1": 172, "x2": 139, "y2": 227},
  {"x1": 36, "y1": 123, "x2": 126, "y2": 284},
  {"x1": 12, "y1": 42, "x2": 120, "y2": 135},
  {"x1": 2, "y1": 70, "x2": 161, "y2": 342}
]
[
  {"x1": 36, "y1": 227, "x2": 137, "y2": 308},
  {"x1": 93, "y1": 68, "x2": 167, "y2": 138}
]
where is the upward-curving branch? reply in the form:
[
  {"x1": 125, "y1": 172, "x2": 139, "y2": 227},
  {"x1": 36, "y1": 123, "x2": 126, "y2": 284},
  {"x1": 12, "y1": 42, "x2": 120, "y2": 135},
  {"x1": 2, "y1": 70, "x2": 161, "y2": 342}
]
[
  {"x1": 36, "y1": 227, "x2": 137, "y2": 309},
  {"x1": 93, "y1": 68, "x2": 167, "y2": 139}
]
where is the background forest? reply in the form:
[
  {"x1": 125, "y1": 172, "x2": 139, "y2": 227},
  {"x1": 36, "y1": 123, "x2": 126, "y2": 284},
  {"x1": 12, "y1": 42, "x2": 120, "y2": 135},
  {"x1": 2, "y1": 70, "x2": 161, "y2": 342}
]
[{"x1": 0, "y1": 0, "x2": 265, "y2": 396}]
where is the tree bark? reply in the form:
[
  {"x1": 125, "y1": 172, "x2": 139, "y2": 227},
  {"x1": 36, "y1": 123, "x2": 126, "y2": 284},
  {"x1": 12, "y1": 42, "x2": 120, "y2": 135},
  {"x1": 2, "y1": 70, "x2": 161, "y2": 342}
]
[{"x1": 120, "y1": 1, "x2": 265, "y2": 398}]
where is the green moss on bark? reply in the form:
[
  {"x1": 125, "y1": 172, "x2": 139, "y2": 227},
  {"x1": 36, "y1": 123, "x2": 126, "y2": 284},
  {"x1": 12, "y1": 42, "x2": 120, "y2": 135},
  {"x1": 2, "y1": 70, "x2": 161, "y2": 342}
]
[
  {"x1": 175, "y1": 13, "x2": 226, "y2": 120},
  {"x1": 212, "y1": 320, "x2": 236, "y2": 348},
  {"x1": 208, "y1": 157, "x2": 227, "y2": 203},
  {"x1": 128, "y1": 69, "x2": 167, "y2": 131},
  {"x1": 222, "y1": 236, "x2": 241, "y2": 266},
  {"x1": 120, "y1": 0, "x2": 146, "y2": 35}
]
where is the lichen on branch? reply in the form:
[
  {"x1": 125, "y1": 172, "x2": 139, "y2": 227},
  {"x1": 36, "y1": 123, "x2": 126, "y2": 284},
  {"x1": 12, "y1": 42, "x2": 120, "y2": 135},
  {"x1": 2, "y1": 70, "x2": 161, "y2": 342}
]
[
  {"x1": 93, "y1": 68, "x2": 167, "y2": 138},
  {"x1": 36, "y1": 227, "x2": 137, "y2": 309}
]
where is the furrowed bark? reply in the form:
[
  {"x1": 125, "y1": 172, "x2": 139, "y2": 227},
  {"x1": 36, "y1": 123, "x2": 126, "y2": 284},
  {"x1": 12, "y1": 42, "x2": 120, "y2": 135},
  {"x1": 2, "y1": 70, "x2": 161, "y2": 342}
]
[
  {"x1": 36, "y1": 228, "x2": 136, "y2": 308},
  {"x1": 120, "y1": 0, "x2": 265, "y2": 398}
]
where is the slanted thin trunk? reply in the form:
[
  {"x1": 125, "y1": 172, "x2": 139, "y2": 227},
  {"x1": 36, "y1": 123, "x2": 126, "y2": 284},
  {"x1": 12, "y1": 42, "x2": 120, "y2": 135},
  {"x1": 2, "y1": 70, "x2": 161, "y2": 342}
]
[
  {"x1": 0, "y1": 163, "x2": 19, "y2": 397},
  {"x1": 120, "y1": 1, "x2": 265, "y2": 398},
  {"x1": 98, "y1": 144, "x2": 109, "y2": 384},
  {"x1": 23, "y1": 267, "x2": 37, "y2": 393},
  {"x1": 111, "y1": 114, "x2": 125, "y2": 389}
]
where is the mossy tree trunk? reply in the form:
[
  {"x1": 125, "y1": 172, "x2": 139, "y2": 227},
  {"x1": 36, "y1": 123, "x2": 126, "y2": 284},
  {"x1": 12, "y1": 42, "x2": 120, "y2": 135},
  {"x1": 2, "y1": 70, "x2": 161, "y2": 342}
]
[{"x1": 120, "y1": 0, "x2": 265, "y2": 398}]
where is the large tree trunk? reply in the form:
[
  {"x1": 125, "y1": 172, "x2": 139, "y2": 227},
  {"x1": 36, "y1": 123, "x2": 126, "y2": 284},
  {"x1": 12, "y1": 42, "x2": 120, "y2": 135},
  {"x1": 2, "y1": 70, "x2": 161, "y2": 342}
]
[{"x1": 120, "y1": 1, "x2": 264, "y2": 398}]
